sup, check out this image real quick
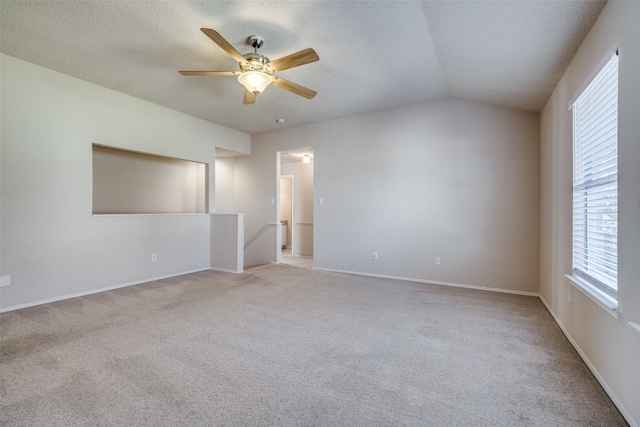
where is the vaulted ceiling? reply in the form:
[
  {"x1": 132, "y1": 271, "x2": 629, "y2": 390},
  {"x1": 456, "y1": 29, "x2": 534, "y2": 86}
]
[{"x1": 0, "y1": 1, "x2": 606, "y2": 135}]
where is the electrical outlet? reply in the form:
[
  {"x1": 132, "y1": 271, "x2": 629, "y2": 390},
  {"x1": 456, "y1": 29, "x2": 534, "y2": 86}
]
[
  {"x1": 435, "y1": 256, "x2": 441, "y2": 265},
  {"x1": 0, "y1": 275, "x2": 11, "y2": 287},
  {"x1": 151, "y1": 253, "x2": 158, "y2": 262},
  {"x1": 402, "y1": 253, "x2": 408, "y2": 262},
  {"x1": 372, "y1": 252, "x2": 378, "y2": 259}
]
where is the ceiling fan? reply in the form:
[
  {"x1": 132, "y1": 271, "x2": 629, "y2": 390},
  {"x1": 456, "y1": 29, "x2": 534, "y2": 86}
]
[{"x1": 180, "y1": 28, "x2": 319, "y2": 104}]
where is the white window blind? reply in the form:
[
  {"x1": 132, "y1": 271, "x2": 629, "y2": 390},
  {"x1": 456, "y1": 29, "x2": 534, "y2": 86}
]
[{"x1": 571, "y1": 52, "x2": 618, "y2": 298}]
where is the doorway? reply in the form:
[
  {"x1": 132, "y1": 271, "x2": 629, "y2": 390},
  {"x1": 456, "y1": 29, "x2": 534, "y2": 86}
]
[
  {"x1": 280, "y1": 175, "x2": 294, "y2": 254},
  {"x1": 278, "y1": 148, "x2": 314, "y2": 268}
]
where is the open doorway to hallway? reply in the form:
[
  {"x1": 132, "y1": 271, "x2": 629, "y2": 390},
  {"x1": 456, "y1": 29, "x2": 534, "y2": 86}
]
[
  {"x1": 279, "y1": 148, "x2": 314, "y2": 268},
  {"x1": 280, "y1": 174, "x2": 294, "y2": 252}
]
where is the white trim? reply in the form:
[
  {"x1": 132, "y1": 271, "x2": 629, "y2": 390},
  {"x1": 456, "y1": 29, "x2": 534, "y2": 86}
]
[
  {"x1": 312, "y1": 267, "x2": 539, "y2": 297},
  {"x1": 92, "y1": 213, "x2": 209, "y2": 217},
  {"x1": 568, "y1": 48, "x2": 618, "y2": 108},
  {"x1": 539, "y1": 296, "x2": 637, "y2": 427},
  {"x1": 628, "y1": 322, "x2": 640, "y2": 334},
  {"x1": 280, "y1": 174, "x2": 295, "y2": 256},
  {"x1": 0, "y1": 268, "x2": 210, "y2": 313},
  {"x1": 565, "y1": 274, "x2": 620, "y2": 320},
  {"x1": 210, "y1": 267, "x2": 243, "y2": 274}
]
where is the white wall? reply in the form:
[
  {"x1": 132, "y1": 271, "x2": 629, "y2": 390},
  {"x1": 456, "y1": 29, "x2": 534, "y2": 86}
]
[
  {"x1": 0, "y1": 54, "x2": 250, "y2": 310},
  {"x1": 539, "y1": 1, "x2": 640, "y2": 425},
  {"x1": 238, "y1": 98, "x2": 540, "y2": 293},
  {"x1": 214, "y1": 157, "x2": 236, "y2": 214},
  {"x1": 281, "y1": 158, "x2": 314, "y2": 256},
  {"x1": 211, "y1": 214, "x2": 244, "y2": 273}
]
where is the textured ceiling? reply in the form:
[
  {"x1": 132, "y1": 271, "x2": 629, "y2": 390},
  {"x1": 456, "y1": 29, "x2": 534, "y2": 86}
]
[{"x1": 0, "y1": 1, "x2": 606, "y2": 135}]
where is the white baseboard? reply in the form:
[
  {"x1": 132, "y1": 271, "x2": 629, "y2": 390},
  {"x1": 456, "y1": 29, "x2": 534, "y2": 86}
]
[
  {"x1": 312, "y1": 267, "x2": 539, "y2": 297},
  {"x1": 314, "y1": 266, "x2": 634, "y2": 426},
  {"x1": 538, "y1": 295, "x2": 636, "y2": 427},
  {"x1": 210, "y1": 267, "x2": 243, "y2": 274},
  {"x1": 1, "y1": 263, "x2": 634, "y2": 426},
  {"x1": 0, "y1": 268, "x2": 211, "y2": 313}
]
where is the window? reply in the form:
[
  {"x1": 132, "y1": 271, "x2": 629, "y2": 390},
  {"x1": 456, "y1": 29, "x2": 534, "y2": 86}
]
[{"x1": 569, "y1": 51, "x2": 618, "y2": 305}]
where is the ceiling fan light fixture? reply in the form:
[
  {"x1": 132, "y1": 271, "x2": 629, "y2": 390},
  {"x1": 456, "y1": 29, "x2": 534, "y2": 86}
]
[
  {"x1": 238, "y1": 71, "x2": 272, "y2": 94},
  {"x1": 180, "y1": 29, "x2": 318, "y2": 104}
]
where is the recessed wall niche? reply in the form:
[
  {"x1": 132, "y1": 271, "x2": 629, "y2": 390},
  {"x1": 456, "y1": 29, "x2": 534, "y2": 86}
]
[{"x1": 92, "y1": 145, "x2": 207, "y2": 214}]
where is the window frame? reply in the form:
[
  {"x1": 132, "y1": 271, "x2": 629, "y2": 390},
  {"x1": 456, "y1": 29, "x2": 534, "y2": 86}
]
[{"x1": 567, "y1": 50, "x2": 619, "y2": 318}]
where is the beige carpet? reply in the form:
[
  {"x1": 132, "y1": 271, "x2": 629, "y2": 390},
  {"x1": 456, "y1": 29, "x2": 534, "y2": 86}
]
[{"x1": 0, "y1": 264, "x2": 627, "y2": 426}]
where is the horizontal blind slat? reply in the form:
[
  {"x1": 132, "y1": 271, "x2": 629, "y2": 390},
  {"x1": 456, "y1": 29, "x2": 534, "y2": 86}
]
[{"x1": 572, "y1": 53, "x2": 618, "y2": 297}]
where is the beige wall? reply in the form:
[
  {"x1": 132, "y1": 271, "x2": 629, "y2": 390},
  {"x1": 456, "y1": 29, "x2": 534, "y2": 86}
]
[
  {"x1": 0, "y1": 54, "x2": 250, "y2": 310},
  {"x1": 93, "y1": 145, "x2": 207, "y2": 214},
  {"x1": 280, "y1": 177, "x2": 293, "y2": 247},
  {"x1": 239, "y1": 98, "x2": 540, "y2": 293},
  {"x1": 539, "y1": 1, "x2": 640, "y2": 425}
]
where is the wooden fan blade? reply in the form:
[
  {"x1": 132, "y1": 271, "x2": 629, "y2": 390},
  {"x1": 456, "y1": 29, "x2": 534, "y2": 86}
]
[
  {"x1": 268, "y1": 48, "x2": 319, "y2": 72},
  {"x1": 201, "y1": 28, "x2": 248, "y2": 65},
  {"x1": 179, "y1": 71, "x2": 237, "y2": 76},
  {"x1": 272, "y1": 77, "x2": 317, "y2": 99},
  {"x1": 243, "y1": 89, "x2": 256, "y2": 105}
]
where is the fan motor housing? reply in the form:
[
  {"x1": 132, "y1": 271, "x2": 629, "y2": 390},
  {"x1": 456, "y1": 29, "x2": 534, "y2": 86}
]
[{"x1": 240, "y1": 53, "x2": 271, "y2": 72}]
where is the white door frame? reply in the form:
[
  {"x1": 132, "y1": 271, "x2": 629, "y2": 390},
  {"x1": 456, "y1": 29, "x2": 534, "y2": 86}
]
[
  {"x1": 276, "y1": 148, "x2": 313, "y2": 263},
  {"x1": 280, "y1": 174, "x2": 294, "y2": 255}
]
